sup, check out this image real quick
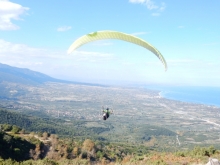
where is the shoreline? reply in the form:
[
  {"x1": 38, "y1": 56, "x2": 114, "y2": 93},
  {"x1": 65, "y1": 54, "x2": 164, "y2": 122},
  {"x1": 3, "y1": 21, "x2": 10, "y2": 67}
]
[{"x1": 158, "y1": 90, "x2": 220, "y2": 108}]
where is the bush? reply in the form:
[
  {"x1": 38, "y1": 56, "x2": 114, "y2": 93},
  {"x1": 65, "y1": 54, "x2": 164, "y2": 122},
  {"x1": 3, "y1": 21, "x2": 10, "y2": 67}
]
[
  {"x1": 2, "y1": 124, "x2": 12, "y2": 131},
  {"x1": 42, "y1": 158, "x2": 58, "y2": 165},
  {"x1": 11, "y1": 125, "x2": 21, "y2": 134},
  {"x1": 96, "y1": 150, "x2": 104, "y2": 159}
]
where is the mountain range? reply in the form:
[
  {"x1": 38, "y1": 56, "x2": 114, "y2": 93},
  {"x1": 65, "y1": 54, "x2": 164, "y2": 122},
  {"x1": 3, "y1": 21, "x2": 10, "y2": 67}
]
[
  {"x1": 0, "y1": 63, "x2": 71, "y2": 85},
  {"x1": 0, "y1": 63, "x2": 105, "y2": 86}
]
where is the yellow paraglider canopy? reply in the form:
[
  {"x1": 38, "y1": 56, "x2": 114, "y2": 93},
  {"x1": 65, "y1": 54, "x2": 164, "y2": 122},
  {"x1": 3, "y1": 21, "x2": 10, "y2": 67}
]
[{"x1": 67, "y1": 30, "x2": 167, "y2": 71}]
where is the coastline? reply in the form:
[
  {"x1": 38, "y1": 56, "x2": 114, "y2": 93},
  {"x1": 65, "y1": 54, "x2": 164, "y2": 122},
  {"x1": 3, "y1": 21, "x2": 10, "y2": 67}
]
[{"x1": 157, "y1": 87, "x2": 220, "y2": 108}]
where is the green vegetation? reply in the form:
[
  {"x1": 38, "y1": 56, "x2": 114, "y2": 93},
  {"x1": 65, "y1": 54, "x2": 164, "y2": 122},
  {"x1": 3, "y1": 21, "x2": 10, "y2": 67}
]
[
  {"x1": 0, "y1": 124, "x2": 219, "y2": 164},
  {"x1": 175, "y1": 146, "x2": 217, "y2": 158},
  {"x1": 0, "y1": 130, "x2": 36, "y2": 161},
  {"x1": 1, "y1": 79, "x2": 220, "y2": 151},
  {"x1": 0, "y1": 123, "x2": 150, "y2": 164},
  {"x1": 1, "y1": 67, "x2": 220, "y2": 164},
  {"x1": 0, "y1": 108, "x2": 176, "y2": 145},
  {"x1": 0, "y1": 108, "x2": 110, "y2": 139}
]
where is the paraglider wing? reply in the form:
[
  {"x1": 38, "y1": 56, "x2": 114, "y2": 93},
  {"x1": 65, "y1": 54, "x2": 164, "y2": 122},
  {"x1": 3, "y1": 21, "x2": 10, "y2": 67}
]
[{"x1": 67, "y1": 30, "x2": 167, "y2": 71}]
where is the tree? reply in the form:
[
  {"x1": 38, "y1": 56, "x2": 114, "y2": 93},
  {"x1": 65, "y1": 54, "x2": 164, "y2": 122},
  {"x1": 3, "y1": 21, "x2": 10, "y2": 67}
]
[
  {"x1": 2, "y1": 124, "x2": 12, "y2": 131},
  {"x1": 11, "y1": 125, "x2": 21, "y2": 134}
]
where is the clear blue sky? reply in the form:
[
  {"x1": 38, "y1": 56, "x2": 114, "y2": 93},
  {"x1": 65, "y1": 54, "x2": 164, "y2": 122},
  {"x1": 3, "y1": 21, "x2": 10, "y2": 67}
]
[{"x1": 0, "y1": 0, "x2": 220, "y2": 86}]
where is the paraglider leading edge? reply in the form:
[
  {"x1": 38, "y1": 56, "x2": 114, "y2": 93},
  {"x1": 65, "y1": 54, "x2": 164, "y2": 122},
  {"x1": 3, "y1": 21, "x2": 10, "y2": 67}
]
[{"x1": 67, "y1": 30, "x2": 167, "y2": 71}]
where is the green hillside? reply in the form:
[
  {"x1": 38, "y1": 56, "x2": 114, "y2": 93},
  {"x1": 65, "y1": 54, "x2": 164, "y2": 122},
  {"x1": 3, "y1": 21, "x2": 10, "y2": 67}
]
[
  {"x1": 0, "y1": 108, "x2": 113, "y2": 140},
  {"x1": 0, "y1": 107, "x2": 177, "y2": 143},
  {"x1": 0, "y1": 131, "x2": 37, "y2": 161},
  {"x1": 0, "y1": 123, "x2": 219, "y2": 165}
]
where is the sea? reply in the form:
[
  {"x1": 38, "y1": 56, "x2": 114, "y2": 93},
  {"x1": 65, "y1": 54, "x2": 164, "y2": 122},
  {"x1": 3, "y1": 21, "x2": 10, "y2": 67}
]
[{"x1": 146, "y1": 86, "x2": 220, "y2": 108}]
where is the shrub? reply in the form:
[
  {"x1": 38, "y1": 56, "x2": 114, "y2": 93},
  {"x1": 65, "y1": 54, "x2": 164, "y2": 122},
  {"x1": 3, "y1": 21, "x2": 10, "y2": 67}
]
[{"x1": 11, "y1": 125, "x2": 21, "y2": 134}]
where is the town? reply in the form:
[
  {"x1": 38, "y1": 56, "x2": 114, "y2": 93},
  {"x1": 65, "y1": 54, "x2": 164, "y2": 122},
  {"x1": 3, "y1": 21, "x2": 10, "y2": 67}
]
[{"x1": 1, "y1": 81, "x2": 220, "y2": 150}]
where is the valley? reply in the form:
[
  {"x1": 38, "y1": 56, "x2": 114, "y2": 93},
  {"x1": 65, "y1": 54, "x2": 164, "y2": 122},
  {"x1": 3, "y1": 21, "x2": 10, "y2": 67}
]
[{"x1": 1, "y1": 81, "x2": 220, "y2": 151}]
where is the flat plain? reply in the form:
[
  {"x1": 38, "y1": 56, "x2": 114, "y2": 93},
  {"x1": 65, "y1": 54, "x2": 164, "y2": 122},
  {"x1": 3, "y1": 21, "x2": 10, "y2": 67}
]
[{"x1": 1, "y1": 82, "x2": 220, "y2": 151}]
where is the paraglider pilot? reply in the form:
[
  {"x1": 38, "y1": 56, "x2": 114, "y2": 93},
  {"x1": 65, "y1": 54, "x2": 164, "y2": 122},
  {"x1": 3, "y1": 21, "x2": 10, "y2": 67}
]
[{"x1": 103, "y1": 108, "x2": 111, "y2": 120}]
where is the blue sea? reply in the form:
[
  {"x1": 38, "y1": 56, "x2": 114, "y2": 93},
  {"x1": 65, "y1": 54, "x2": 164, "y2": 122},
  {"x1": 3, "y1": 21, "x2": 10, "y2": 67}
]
[{"x1": 147, "y1": 86, "x2": 220, "y2": 107}]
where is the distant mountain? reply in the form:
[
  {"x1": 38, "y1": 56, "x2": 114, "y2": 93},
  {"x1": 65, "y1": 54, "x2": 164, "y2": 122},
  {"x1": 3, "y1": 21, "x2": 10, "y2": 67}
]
[
  {"x1": 0, "y1": 63, "x2": 71, "y2": 85},
  {"x1": 0, "y1": 63, "x2": 107, "y2": 87}
]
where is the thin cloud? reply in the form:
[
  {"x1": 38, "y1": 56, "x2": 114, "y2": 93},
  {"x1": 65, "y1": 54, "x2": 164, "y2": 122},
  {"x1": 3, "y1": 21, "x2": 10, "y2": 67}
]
[
  {"x1": 0, "y1": 39, "x2": 114, "y2": 61},
  {"x1": 67, "y1": 50, "x2": 115, "y2": 63},
  {"x1": 0, "y1": 39, "x2": 45, "y2": 55},
  {"x1": 129, "y1": 0, "x2": 158, "y2": 10},
  {"x1": 129, "y1": 0, "x2": 166, "y2": 16},
  {"x1": 0, "y1": 39, "x2": 78, "y2": 75},
  {"x1": 159, "y1": 2, "x2": 166, "y2": 12},
  {"x1": 129, "y1": 0, "x2": 146, "y2": 4},
  {"x1": 145, "y1": 0, "x2": 158, "y2": 10},
  {"x1": 0, "y1": 0, "x2": 29, "y2": 30},
  {"x1": 0, "y1": 39, "x2": 65, "y2": 60},
  {"x1": 57, "y1": 26, "x2": 72, "y2": 32}
]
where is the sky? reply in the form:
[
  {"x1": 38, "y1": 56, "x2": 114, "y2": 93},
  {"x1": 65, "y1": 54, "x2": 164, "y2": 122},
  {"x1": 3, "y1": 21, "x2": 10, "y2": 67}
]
[{"x1": 0, "y1": 0, "x2": 220, "y2": 86}]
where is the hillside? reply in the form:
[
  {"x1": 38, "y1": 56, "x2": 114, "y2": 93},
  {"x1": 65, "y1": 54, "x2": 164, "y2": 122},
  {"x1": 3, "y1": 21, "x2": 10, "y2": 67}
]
[
  {"x1": 0, "y1": 63, "x2": 107, "y2": 87},
  {"x1": 0, "y1": 107, "x2": 177, "y2": 143},
  {"x1": 0, "y1": 108, "x2": 112, "y2": 139},
  {"x1": 0, "y1": 123, "x2": 219, "y2": 165},
  {"x1": 0, "y1": 63, "x2": 70, "y2": 85}
]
